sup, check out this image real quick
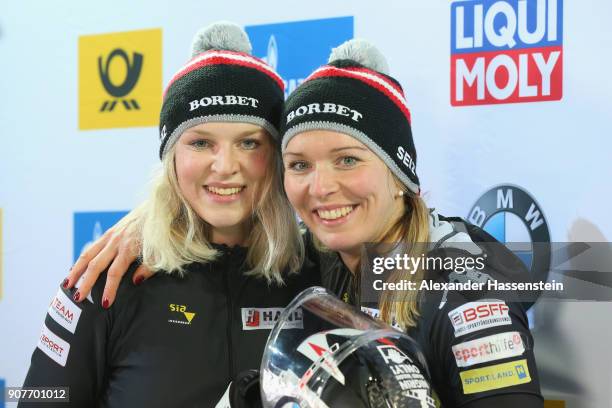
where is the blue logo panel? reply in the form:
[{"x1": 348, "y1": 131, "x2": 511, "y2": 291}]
[
  {"x1": 246, "y1": 17, "x2": 354, "y2": 97},
  {"x1": 0, "y1": 378, "x2": 4, "y2": 408},
  {"x1": 451, "y1": 0, "x2": 563, "y2": 53},
  {"x1": 73, "y1": 211, "x2": 129, "y2": 262}
]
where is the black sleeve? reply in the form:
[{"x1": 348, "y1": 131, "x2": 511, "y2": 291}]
[
  {"x1": 430, "y1": 299, "x2": 543, "y2": 407},
  {"x1": 462, "y1": 393, "x2": 543, "y2": 408},
  {"x1": 19, "y1": 282, "x2": 110, "y2": 407}
]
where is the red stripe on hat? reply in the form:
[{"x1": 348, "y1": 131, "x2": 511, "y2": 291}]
[
  {"x1": 343, "y1": 66, "x2": 404, "y2": 94},
  {"x1": 163, "y1": 51, "x2": 284, "y2": 98},
  {"x1": 306, "y1": 66, "x2": 411, "y2": 124}
]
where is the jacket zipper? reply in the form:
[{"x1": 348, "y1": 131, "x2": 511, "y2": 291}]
[{"x1": 225, "y1": 252, "x2": 235, "y2": 381}]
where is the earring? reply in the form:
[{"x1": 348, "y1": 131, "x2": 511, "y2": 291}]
[{"x1": 397, "y1": 190, "x2": 405, "y2": 198}]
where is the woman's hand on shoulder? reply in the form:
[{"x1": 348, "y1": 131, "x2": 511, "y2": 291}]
[{"x1": 64, "y1": 206, "x2": 155, "y2": 308}]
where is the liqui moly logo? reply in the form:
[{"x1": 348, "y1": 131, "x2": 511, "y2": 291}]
[{"x1": 451, "y1": 0, "x2": 563, "y2": 106}]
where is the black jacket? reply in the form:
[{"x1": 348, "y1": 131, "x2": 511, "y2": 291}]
[
  {"x1": 20, "y1": 245, "x2": 319, "y2": 408},
  {"x1": 314, "y1": 212, "x2": 545, "y2": 408}
]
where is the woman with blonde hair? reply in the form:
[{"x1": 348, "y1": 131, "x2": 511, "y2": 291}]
[
  {"x1": 278, "y1": 39, "x2": 543, "y2": 407},
  {"x1": 20, "y1": 22, "x2": 316, "y2": 408},
  {"x1": 64, "y1": 39, "x2": 544, "y2": 407}
]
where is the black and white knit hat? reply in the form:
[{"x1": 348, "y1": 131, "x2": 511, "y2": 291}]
[
  {"x1": 159, "y1": 22, "x2": 285, "y2": 159},
  {"x1": 280, "y1": 39, "x2": 419, "y2": 195}
]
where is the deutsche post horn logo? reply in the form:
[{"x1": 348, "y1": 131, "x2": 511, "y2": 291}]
[{"x1": 98, "y1": 48, "x2": 143, "y2": 112}]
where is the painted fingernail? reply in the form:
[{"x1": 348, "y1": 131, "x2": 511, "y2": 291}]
[
  {"x1": 73, "y1": 291, "x2": 81, "y2": 302},
  {"x1": 134, "y1": 276, "x2": 145, "y2": 286},
  {"x1": 62, "y1": 278, "x2": 70, "y2": 289},
  {"x1": 102, "y1": 298, "x2": 110, "y2": 309}
]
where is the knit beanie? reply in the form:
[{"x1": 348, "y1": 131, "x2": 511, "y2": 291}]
[
  {"x1": 159, "y1": 22, "x2": 285, "y2": 159},
  {"x1": 280, "y1": 39, "x2": 419, "y2": 195}
]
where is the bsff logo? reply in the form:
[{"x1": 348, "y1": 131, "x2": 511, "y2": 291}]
[
  {"x1": 463, "y1": 302, "x2": 509, "y2": 321},
  {"x1": 451, "y1": 0, "x2": 563, "y2": 106}
]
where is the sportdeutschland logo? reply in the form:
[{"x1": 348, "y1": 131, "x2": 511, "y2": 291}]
[
  {"x1": 467, "y1": 185, "x2": 551, "y2": 285},
  {"x1": 98, "y1": 49, "x2": 143, "y2": 112}
]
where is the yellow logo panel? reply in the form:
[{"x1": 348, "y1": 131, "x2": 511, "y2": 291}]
[
  {"x1": 79, "y1": 28, "x2": 162, "y2": 130},
  {"x1": 460, "y1": 359, "x2": 531, "y2": 394}
]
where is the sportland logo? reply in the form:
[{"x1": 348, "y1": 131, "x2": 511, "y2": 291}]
[
  {"x1": 451, "y1": 0, "x2": 563, "y2": 106},
  {"x1": 246, "y1": 17, "x2": 354, "y2": 98}
]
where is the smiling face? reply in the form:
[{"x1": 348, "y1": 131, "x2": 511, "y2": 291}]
[
  {"x1": 283, "y1": 130, "x2": 405, "y2": 257},
  {"x1": 174, "y1": 122, "x2": 273, "y2": 245}
]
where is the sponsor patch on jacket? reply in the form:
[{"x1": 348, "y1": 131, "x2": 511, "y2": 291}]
[
  {"x1": 448, "y1": 300, "x2": 511, "y2": 337},
  {"x1": 460, "y1": 358, "x2": 531, "y2": 394},
  {"x1": 37, "y1": 324, "x2": 71, "y2": 367},
  {"x1": 48, "y1": 289, "x2": 82, "y2": 334},
  {"x1": 241, "y1": 307, "x2": 303, "y2": 330},
  {"x1": 168, "y1": 303, "x2": 196, "y2": 325},
  {"x1": 452, "y1": 331, "x2": 525, "y2": 368},
  {"x1": 74, "y1": 275, "x2": 94, "y2": 303}
]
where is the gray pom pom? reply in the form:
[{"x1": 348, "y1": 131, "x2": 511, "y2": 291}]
[
  {"x1": 191, "y1": 21, "x2": 252, "y2": 57},
  {"x1": 328, "y1": 38, "x2": 390, "y2": 75}
]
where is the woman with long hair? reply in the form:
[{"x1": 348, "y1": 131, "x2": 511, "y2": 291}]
[
  {"x1": 63, "y1": 39, "x2": 543, "y2": 407},
  {"x1": 20, "y1": 22, "x2": 316, "y2": 408}
]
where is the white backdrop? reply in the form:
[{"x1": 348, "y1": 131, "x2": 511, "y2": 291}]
[{"x1": 1, "y1": 1, "x2": 611, "y2": 407}]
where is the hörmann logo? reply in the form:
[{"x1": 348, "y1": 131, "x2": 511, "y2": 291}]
[
  {"x1": 451, "y1": 0, "x2": 563, "y2": 106},
  {"x1": 241, "y1": 307, "x2": 303, "y2": 330}
]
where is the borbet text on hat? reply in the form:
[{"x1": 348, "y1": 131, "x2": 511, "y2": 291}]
[
  {"x1": 280, "y1": 39, "x2": 420, "y2": 195},
  {"x1": 159, "y1": 22, "x2": 285, "y2": 159}
]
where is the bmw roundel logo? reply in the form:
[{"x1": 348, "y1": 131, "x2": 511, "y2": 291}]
[{"x1": 467, "y1": 184, "x2": 551, "y2": 284}]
